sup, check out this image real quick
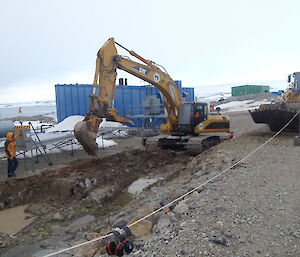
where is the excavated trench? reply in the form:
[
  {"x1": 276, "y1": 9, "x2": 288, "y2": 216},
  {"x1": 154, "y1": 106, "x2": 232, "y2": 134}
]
[{"x1": 0, "y1": 149, "x2": 189, "y2": 211}]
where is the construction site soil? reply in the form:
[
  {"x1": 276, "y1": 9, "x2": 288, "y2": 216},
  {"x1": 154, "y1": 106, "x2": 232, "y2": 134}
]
[
  {"x1": 0, "y1": 111, "x2": 299, "y2": 257},
  {"x1": 0, "y1": 149, "x2": 188, "y2": 210}
]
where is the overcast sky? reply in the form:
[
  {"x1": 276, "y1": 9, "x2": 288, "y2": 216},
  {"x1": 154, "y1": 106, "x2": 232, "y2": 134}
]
[{"x1": 1, "y1": 0, "x2": 299, "y2": 103}]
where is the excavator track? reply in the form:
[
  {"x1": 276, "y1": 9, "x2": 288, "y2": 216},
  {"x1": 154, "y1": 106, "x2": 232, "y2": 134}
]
[
  {"x1": 145, "y1": 134, "x2": 229, "y2": 156},
  {"x1": 186, "y1": 136, "x2": 221, "y2": 155}
]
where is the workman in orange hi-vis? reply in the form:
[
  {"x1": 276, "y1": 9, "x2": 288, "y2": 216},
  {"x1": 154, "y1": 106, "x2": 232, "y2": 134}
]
[{"x1": 4, "y1": 131, "x2": 22, "y2": 178}]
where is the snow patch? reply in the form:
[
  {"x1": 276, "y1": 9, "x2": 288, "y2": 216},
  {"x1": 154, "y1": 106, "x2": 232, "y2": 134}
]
[
  {"x1": 46, "y1": 116, "x2": 128, "y2": 133},
  {"x1": 216, "y1": 99, "x2": 271, "y2": 112},
  {"x1": 16, "y1": 137, "x2": 117, "y2": 158},
  {"x1": 46, "y1": 115, "x2": 84, "y2": 132}
]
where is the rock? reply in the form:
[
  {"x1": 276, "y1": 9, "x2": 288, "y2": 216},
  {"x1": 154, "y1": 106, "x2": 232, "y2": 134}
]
[
  {"x1": 85, "y1": 178, "x2": 93, "y2": 189},
  {"x1": 50, "y1": 224, "x2": 63, "y2": 236},
  {"x1": 53, "y1": 212, "x2": 64, "y2": 221},
  {"x1": 113, "y1": 218, "x2": 128, "y2": 228},
  {"x1": 190, "y1": 191, "x2": 199, "y2": 198},
  {"x1": 290, "y1": 231, "x2": 300, "y2": 238},
  {"x1": 67, "y1": 208, "x2": 76, "y2": 219},
  {"x1": 111, "y1": 209, "x2": 136, "y2": 228},
  {"x1": 216, "y1": 221, "x2": 224, "y2": 226},
  {"x1": 169, "y1": 189, "x2": 186, "y2": 201},
  {"x1": 66, "y1": 215, "x2": 95, "y2": 233},
  {"x1": 159, "y1": 196, "x2": 169, "y2": 206},
  {"x1": 0, "y1": 242, "x2": 9, "y2": 248},
  {"x1": 87, "y1": 186, "x2": 114, "y2": 204},
  {"x1": 147, "y1": 161, "x2": 155, "y2": 169},
  {"x1": 174, "y1": 203, "x2": 189, "y2": 214},
  {"x1": 162, "y1": 236, "x2": 172, "y2": 244},
  {"x1": 210, "y1": 236, "x2": 230, "y2": 246},
  {"x1": 130, "y1": 219, "x2": 153, "y2": 237},
  {"x1": 128, "y1": 212, "x2": 153, "y2": 237},
  {"x1": 156, "y1": 214, "x2": 172, "y2": 230},
  {"x1": 224, "y1": 231, "x2": 233, "y2": 238},
  {"x1": 40, "y1": 240, "x2": 52, "y2": 249}
]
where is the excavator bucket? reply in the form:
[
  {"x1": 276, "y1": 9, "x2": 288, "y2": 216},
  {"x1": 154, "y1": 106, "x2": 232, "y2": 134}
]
[{"x1": 74, "y1": 117, "x2": 102, "y2": 156}]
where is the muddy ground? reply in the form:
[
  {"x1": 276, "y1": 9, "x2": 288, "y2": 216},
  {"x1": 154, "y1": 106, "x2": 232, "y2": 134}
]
[
  {"x1": 0, "y1": 111, "x2": 299, "y2": 257},
  {"x1": 0, "y1": 148, "x2": 188, "y2": 210}
]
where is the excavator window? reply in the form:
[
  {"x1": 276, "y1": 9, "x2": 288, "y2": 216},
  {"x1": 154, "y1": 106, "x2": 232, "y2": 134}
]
[
  {"x1": 178, "y1": 103, "x2": 206, "y2": 134},
  {"x1": 193, "y1": 103, "x2": 206, "y2": 128}
]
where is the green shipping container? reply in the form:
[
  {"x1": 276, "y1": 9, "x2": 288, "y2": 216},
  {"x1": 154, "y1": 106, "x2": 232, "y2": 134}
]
[{"x1": 231, "y1": 85, "x2": 270, "y2": 96}]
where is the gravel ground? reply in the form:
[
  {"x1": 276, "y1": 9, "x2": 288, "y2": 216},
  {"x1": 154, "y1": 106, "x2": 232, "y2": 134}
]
[
  {"x1": 0, "y1": 111, "x2": 299, "y2": 257},
  {"x1": 134, "y1": 124, "x2": 300, "y2": 256}
]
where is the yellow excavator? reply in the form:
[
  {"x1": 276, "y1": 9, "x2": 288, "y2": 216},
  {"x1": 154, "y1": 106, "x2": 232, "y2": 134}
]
[
  {"x1": 250, "y1": 71, "x2": 300, "y2": 132},
  {"x1": 74, "y1": 38, "x2": 230, "y2": 156}
]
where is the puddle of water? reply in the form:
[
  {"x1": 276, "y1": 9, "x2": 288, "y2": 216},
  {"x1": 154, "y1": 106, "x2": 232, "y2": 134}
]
[
  {"x1": 0, "y1": 205, "x2": 35, "y2": 236},
  {"x1": 128, "y1": 177, "x2": 163, "y2": 194},
  {"x1": 93, "y1": 192, "x2": 133, "y2": 217},
  {"x1": 94, "y1": 178, "x2": 163, "y2": 218},
  {"x1": 112, "y1": 192, "x2": 134, "y2": 206}
]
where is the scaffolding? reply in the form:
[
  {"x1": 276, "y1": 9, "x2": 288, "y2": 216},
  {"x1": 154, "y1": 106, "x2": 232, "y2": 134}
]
[
  {"x1": 0, "y1": 123, "x2": 77, "y2": 172},
  {"x1": 15, "y1": 122, "x2": 52, "y2": 171}
]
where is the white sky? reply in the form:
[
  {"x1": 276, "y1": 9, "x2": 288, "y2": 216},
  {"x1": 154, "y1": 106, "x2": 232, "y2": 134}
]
[{"x1": 1, "y1": 0, "x2": 299, "y2": 103}]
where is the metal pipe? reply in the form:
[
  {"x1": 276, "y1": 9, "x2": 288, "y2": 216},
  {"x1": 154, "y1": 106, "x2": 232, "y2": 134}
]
[
  {"x1": 115, "y1": 41, "x2": 156, "y2": 68},
  {"x1": 115, "y1": 41, "x2": 130, "y2": 52}
]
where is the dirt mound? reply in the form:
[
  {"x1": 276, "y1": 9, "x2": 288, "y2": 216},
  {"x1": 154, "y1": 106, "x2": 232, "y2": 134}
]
[{"x1": 0, "y1": 149, "x2": 187, "y2": 210}]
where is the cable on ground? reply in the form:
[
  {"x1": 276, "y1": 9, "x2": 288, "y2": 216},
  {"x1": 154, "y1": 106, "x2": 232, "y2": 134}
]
[{"x1": 42, "y1": 109, "x2": 300, "y2": 257}]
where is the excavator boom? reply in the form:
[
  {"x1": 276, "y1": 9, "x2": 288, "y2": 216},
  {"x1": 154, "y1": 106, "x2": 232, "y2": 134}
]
[{"x1": 74, "y1": 38, "x2": 230, "y2": 156}]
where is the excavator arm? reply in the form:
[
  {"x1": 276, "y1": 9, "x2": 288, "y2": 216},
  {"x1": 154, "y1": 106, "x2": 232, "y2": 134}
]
[
  {"x1": 74, "y1": 38, "x2": 183, "y2": 155},
  {"x1": 116, "y1": 53, "x2": 182, "y2": 131}
]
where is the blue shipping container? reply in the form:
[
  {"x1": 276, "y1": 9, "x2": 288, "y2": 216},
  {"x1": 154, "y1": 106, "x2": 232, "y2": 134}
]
[
  {"x1": 55, "y1": 84, "x2": 92, "y2": 123},
  {"x1": 55, "y1": 82, "x2": 194, "y2": 127}
]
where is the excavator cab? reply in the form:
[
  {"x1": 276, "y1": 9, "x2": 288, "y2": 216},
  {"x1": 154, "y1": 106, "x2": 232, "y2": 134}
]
[{"x1": 178, "y1": 102, "x2": 207, "y2": 134}]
